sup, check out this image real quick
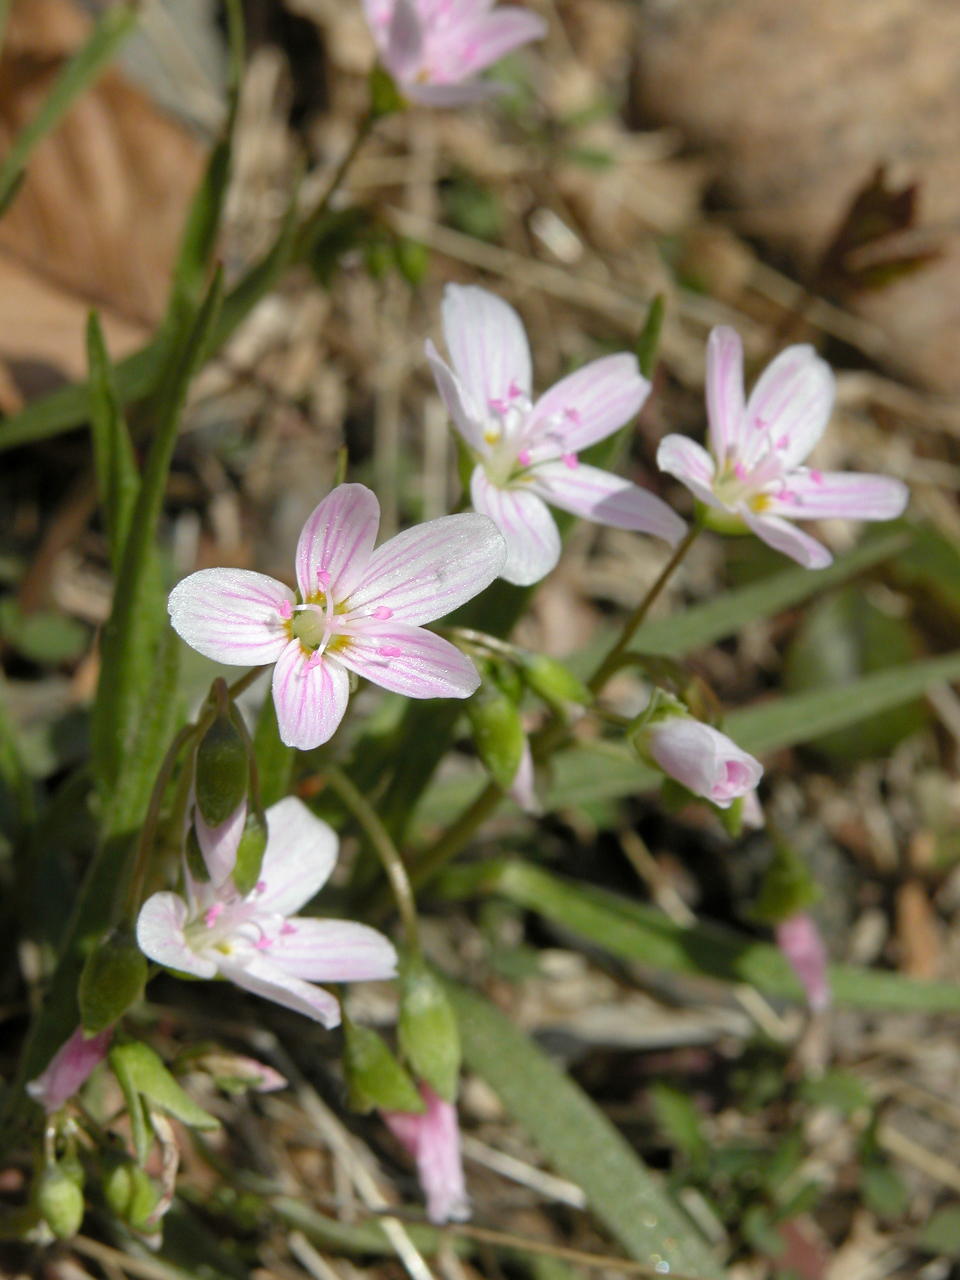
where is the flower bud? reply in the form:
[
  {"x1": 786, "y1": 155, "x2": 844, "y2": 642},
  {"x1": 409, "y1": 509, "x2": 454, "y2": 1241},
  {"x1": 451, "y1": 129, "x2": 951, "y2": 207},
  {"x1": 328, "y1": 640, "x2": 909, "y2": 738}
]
[
  {"x1": 195, "y1": 710, "x2": 248, "y2": 828},
  {"x1": 37, "y1": 1165, "x2": 85, "y2": 1239},
  {"x1": 398, "y1": 960, "x2": 460, "y2": 1103},
  {"x1": 78, "y1": 927, "x2": 147, "y2": 1034},
  {"x1": 383, "y1": 1085, "x2": 470, "y2": 1225},
  {"x1": 643, "y1": 717, "x2": 762, "y2": 810},
  {"x1": 27, "y1": 1025, "x2": 112, "y2": 1113},
  {"x1": 342, "y1": 1016, "x2": 424, "y2": 1114},
  {"x1": 520, "y1": 654, "x2": 591, "y2": 711},
  {"x1": 776, "y1": 913, "x2": 831, "y2": 1013},
  {"x1": 103, "y1": 1154, "x2": 159, "y2": 1231},
  {"x1": 231, "y1": 806, "x2": 269, "y2": 897},
  {"x1": 466, "y1": 684, "x2": 524, "y2": 792}
]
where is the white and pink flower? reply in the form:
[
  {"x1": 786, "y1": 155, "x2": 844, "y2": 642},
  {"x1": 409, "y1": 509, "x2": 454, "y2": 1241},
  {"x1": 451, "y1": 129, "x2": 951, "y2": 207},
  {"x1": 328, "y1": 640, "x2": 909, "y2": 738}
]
[
  {"x1": 363, "y1": 0, "x2": 546, "y2": 106},
  {"x1": 657, "y1": 326, "x2": 908, "y2": 568},
  {"x1": 167, "y1": 484, "x2": 506, "y2": 750},
  {"x1": 383, "y1": 1084, "x2": 470, "y2": 1224},
  {"x1": 776, "y1": 912, "x2": 831, "y2": 1013},
  {"x1": 647, "y1": 717, "x2": 762, "y2": 810},
  {"x1": 136, "y1": 797, "x2": 397, "y2": 1027},
  {"x1": 427, "y1": 285, "x2": 687, "y2": 585}
]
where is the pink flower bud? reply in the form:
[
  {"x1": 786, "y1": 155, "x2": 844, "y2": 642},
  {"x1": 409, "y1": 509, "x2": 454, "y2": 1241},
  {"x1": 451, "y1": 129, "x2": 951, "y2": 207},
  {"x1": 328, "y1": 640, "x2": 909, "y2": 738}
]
[
  {"x1": 648, "y1": 718, "x2": 762, "y2": 809},
  {"x1": 383, "y1": 1085, "x2": 470, "y2": 1224},
  {"x1": 27, "y1": 1025, "x2": 112, "y2": 1113},
  {"x1": 776, "y1": 912, "x2": 831, "y2": 1012}
]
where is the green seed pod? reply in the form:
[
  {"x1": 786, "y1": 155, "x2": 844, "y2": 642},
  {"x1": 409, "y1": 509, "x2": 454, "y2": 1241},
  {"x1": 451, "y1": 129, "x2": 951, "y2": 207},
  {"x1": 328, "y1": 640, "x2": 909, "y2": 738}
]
[
  {"x1": 37, "y1": 1166, "x2": 85, "y2": 1239},
  {"x1": 232, "y1": 806, "x2": 269, "y2": 897},
  {"x1": 521, "y1": 653, "x2": 591, "y2": 711},
  {"x1": 398, "y1": 959, "x2": 460, "y2": 1103},
  {"x1": 78, "y1": 927, "x2": 147, "y2": 1034},
  {"x1": 103, "y1": 1155, "x2": 158, "y2": 1230},
  {"x1": 394, "y1": 238, "x2": 428, "y2": 288},
  {"x1": 466, "y1": 685, "x2": 525, "y2": 792},
  {"x1": 341, "y1": 1016, "x2": 424, "y2": 1114},
  {"x1": 195, "y1": 711, "x2": 249, "y2": 828}
]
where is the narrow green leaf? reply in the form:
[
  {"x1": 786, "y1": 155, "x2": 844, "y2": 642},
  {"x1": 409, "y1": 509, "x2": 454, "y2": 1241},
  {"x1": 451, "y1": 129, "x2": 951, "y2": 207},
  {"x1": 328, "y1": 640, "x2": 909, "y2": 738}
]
[
  {"x1": 87, "y1": 312, "x2": 139, "y2": 573},
  {"x1": 447, "y1": 981, "x2": 724, "y2": 1278},
  {"x1": 0, "y1": 678, "x2": 35, "y2": 836},
  {"x1": 0, "y1": 3, "x2": 139, "y2": 210}
]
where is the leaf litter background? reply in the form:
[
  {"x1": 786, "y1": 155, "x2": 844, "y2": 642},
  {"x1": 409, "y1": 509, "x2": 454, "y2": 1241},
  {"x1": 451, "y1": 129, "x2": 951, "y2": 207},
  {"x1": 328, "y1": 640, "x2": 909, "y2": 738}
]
[{"x1": 4, "y1": 0, "x2": 960, "y2": 1276}]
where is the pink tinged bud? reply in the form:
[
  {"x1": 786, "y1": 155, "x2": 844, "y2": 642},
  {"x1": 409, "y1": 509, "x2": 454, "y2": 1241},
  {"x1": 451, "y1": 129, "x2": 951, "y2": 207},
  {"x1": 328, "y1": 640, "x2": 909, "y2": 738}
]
[
  {"x1": 383, "y1": 1086, "x2": 470, "y2": 1225},
  {"x1": 372, "y1": 606, "x2": 394, "y2": 621},
  {"x1": 776, "y1": 913, "x2": 831, "y2": 1012},
  {"x1": 378, "y1": 645, "x2": 404, "y2": 658},
  {"x1": 648, "y1": 718, "x2": 763, "y2": 809},
  {"x1": 561, "y1": 452, "x2": 579, "y2": 471},
  {"x1": 517, "y1": 449, "x2": 532, "y2": 467},
  {"x1": 27, "y1": 1026, "x2": 113, "y2": 1113}
]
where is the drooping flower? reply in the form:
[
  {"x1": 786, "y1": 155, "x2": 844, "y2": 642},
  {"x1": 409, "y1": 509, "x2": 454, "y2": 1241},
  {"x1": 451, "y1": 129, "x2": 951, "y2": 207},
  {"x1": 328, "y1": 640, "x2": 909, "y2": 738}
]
[
  {"x1": 427, "y1": 285, "x2": 687, "y2": 585},
  {"x1": 657, "y1": 326, "x2": 908, "y2": 568},
  {"x1": 137, "y1": 797, "x2": 397, "y2": 1026},
  {"x1": 383, "y1": 1084, "x2": 470, "y2": 1224},
  {"x1": 776, "y1": 912, "x2": 831, "y2": 1012},
  {"x1": 168, "y1": 484, "x2": 506, "y2": 750},
  {"x1": 27, "y1": 1026, "x2": 113, "y2": 1113},
  {"x1": 647, "y1": 717, "x2": 762, "y2": 810},
  {"x1": 363, "y1": 0, "x2": 546, "y2": 106}
]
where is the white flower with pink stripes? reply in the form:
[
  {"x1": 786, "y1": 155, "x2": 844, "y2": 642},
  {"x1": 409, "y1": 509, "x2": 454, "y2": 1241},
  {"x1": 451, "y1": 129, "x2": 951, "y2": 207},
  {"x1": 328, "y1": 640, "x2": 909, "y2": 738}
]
[
  {"x1": 167, "y1": 484, "x2": 506, "y2": 750},
  {"x1": 427, "y1": 285, "x2": 687, "y2": 586},
  {"x1": 137, "y1": 797, "x2": 397, "y2": 1027},
  {"x1": 363, "y1": 0, "x2": 546, "y2": 107},
  {"x1": 657, "y1": 326, "x2": 908, "y2": 568}
]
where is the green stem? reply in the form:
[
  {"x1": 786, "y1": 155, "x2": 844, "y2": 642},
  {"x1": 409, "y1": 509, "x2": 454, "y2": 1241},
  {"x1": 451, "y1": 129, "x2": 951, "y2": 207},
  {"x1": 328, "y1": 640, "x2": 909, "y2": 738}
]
[
  {"x1": 294, "y1": 108, "x2": 377, "y2": 257},
  {"x1": 325, "y1": 766, "x2": 421, "y2": 952}
]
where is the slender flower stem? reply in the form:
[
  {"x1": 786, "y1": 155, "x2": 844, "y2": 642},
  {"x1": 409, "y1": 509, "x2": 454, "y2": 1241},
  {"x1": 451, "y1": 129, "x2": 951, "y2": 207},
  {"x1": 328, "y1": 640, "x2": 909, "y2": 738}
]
[
  {"x1": 325, "y1": 765, "x2": 421, "y2": 953},
  {"x1": 294, "y1": 108, "x2": 377, "y2": 256},
  {"x1": 587, "y1": 521, "x2": 703, "y2": 695}
]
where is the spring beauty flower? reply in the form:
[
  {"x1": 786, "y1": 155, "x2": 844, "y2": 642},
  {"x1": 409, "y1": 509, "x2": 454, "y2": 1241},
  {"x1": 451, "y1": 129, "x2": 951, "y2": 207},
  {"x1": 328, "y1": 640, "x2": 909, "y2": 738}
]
[
  {"x1": 137, "y1": 797, "x2": 397, "y2": 1026},
  {"x1": 657, "y1": 326, "x2": 908, "y2": 568},
  {"x1": 27, "y1": 1027, "x2": 113, "y2": 1113},
  {"x1": 168, "y1": 484, "x2": 506, "y2": 750},
  {"x1": 383, "y1": 1085, "x2": 470, "y2": 1223},
  {"x1": 776, "y1": 912, "x2": 831, "y2": 1012},
  {"x1": 363, "y1": 0, "x2": 546, "y2": 106},
  {"x1": 427, "y1": 285, "x2": 687, "y2": 585},
  {"x1": 647, "y1": 717, "x2": 762, "y2": 809}
]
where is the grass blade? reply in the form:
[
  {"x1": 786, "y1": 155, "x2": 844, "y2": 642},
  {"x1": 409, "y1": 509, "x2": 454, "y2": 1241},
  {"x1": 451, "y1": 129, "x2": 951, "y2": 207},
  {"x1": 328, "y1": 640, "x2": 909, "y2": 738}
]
[{"x1": 87, "y1": 312, "x2": 139, "y2": 574}]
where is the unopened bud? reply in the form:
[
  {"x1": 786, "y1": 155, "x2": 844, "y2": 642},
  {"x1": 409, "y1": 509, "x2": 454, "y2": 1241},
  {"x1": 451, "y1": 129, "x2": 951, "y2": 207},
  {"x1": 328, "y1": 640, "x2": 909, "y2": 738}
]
[
  {"x1": 342, "y1": 1016, "x2": 424, "y2": 1114},
  {"x1": 103, "y1": 1155, "x2": 158, "y2": 1231},
  {"x1": 78, "y1": 927, "x2": 147, "y2": 1034},
  {"x1": 37, "y1": 1166, "x2": 85, "y2": 1239},
  {"x1": 398, "y1": 960, "x2": 460, "y2": 1103},
  {"x1": 195, "y1": 710, "x2": 249, "y2": 828},
  {"x1": 232, "y1": 806, "x2": 268, "y2": 897}
]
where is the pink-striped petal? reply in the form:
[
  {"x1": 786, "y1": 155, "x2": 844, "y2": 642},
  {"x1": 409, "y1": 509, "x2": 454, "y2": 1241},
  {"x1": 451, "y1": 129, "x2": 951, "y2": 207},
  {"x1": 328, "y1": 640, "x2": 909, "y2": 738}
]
[
  {"x1": 338, "y1": 623, "x2": 481, "y2": 699},
  {"x1": 268, "y1": 918, "x2": 398, "y2": 983},
  {"x1": 345, "y1": 513, "x2": 505, "y2": 625},
  {"x1": 530, "y1": 460, "x2": 687, "y2": 545},
  {"x1": 256, "y1": 796, "x2": 339, "y2": 916},
  {"x1": 425, "y1": 341, "x2": 486, "y2": 450},
  {"x1": 743, "y1": 344, "x2": 834, "y2": 470},
  {"x1": 648, "y1": 719, "x2": 762, "y2": 808},
  {"x1": 442, "y1": 7, "x2": 547, "y2": 74},
  {"x1": 527, "y1": 354, "x2": 650, "y2": 453},
  {"x1": 742, "y1": 510, "x2": 833, "y2": 569},
  {"x1": 767, "y1": 470, "x2": 909, "y2": 521},
  {"x1": 295, "y1": 484, "x2": 381, "y2": 602},
  {"x1": 705, "y1": 326, "x2": 746, "y2": 459},
  {"x1": 218, "y1": 952, "x2": 341, "y2": 1027},
  {"x1": 384, "y1": 1086, "x2": 470, "y2": 1224},
  {"x1": 385, "y1": 0, "x2": 423, "y2": 79},
  {"x1": 168, "y1": 569, "x2": 293, "y2": 665},
  {"x1": 271, "y1": 640, "x2": 351, "y2": 749},
  {"x1": 470, "y1": 468, "x2": 560, "y2": 586},
  {"x1": 442, "y1": 284, "x2": 532, "y2": 409},
  {"x1": 195, "y1": 799, "x2": 247, "y2": 889},
  {"x1": 656, "y1": 434, "x2": 722, "y2": 509},
  {"x1": 136, "y1": 892, "x2": 216, "y2": 979}
]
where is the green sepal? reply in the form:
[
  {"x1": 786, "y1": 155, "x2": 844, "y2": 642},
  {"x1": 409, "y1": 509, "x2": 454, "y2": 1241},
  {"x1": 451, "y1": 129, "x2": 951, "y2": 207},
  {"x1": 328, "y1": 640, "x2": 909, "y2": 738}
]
[
  {"x1": 696, "y1": 501, "x2": 750, "y2": 536},
  {"x1": 342, "y1": 1016, "x2": 425, "y2": 1114},
  {"x1": 78, "y1": 927, "x2": 147, "y2": 1034},
  {"x1": 520, "y1": 652, "x2": 592, "y2": 711},
  {"x1": 466, "y1": 683, "x2": 525, "y2": 792},
  {"x1": 232, "y1": 805, "x2": 268, "y2": 897},
  {"x1": 454, "y1": 436, "x2": 476, "y2": 501},
  {"x1": 718, "y1": 795, "x2": 745, "y2": 839},
  {"x1": 369, "y1": 64, "x2": 406, "y2": 119},
  {"x1": 109, "y1": 1041, "x2": 220, "y2": 1165},
  {"x1": 195, "y1": 710, "x2": 248, "y2": 828},
  {"x1": 394, "y1": 238, "x2": 429, "y2": 287},
  {"x1": 102, "y1": 1152, "x2": 158, "y2": 1230},
  {"x1": 398, "y1": 959, "x2": 461, "y2": 1102},
  {"x1": 627, "y1": 688, "x2": 687, "y2": 759},
  {"x1": 37, "y1": 1166, "x2": 85, "y2": 1239},
  {"x1": 184, "y1": 823, "x2": 210, "y2": 883},
  {"x1": 751, "y1": 837, "x2": 820, "y2": 925}
]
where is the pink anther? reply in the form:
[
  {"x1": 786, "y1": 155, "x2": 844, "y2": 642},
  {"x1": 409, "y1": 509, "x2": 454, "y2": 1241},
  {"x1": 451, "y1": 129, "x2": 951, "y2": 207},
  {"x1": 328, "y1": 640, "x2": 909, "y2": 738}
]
[
  {"x1": 517, "y1": 449, "x2": 532, "y2": 467},
  {"x1": 810, "y1": 469, "x2": 824, "y2": 485},
  {"x1": 775, "y1": 434, "x2": 790, "y2": 450},
  {"x1": 204, "y1": 904, "x2": 225, "y2": 928},
  {"x1": 317, "y1": 568, "x2": 331, "y2": 587},
  {"x1": 734, "y1": 462, "x2": 748, "y2": 480},
  {"x1": 372, "y1": 605, "x2": 394, "y2": 621},
  {"x1": 280, "y1": 922, "x2": 297, "y2": 936},
  {"x1": 255, "y1": 880, "x2": 267, "y2": 895},
  {"x1": 278, "y1": 600, "x2": 293, "y2": 621},
  {"x1": 562, "y1": 452, "x2": 579, "y2": 471},
  {"x1": 564, "y1": 406, "x2": 582, "y2": 424},
  {"x1": 507, "y1": 379, "x2": 523, "y2": 400},
  {"x1": 255, "y1": 935, "x2": 272, "y2": 950}
]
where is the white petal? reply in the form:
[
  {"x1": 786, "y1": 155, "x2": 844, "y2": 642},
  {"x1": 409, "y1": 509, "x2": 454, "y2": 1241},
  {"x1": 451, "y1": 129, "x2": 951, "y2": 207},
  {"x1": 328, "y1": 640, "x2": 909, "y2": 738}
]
[
  {"x1": 256, "y1": 796, "x2": 340, "y2": 915},
  {"x1": 527, "y1": 354, "x2": 650, "y2": 453},
  {"x1": 195, "y1": 799, "x2": 246, "y2": 890},
  {"x1": 338, "y1": 622, "x2": 481, "y2": 699},
  {"x1": 344, "y1": 513, "x2": 505, "y2": 625},
  {"x1": 168, "y1": 569, "x2": 292, "y2": 665},
  {"x1": 271, "y1": 640, "x2": 351, "y2": 749},
  {"x1": 705, "y1": 326, "x2": 746, "y2": 458},
  {"x1": 530, "y1": 461, "x2": 687, "y2": 545},
  {"x1": 136, "y1": 893, "x2": 216, "y2": 979},
  {"x1": 295, "y1": 484, "x2": 380, "y2": 601},
  {"x1": 743, "y1": 344, "x2": 835, "y2": 469},
  {"x1": 767, "y1": 470, "x2": 909, "y2": 521},
  {"x1": 442, "y1": 284, "x2": 532, "y2": 408},
  {"x1": 656, "y1": 434, "x2": 722, "y2": 510},
  {"x1": 425, "y1": 340, "x2": 486, "y2": 450},
  {"x1": 269, "y1": 918, "x2": 398, "y2": 983},
  {"x1": 219, "y1": 953, "x2": 341, "y2": 1027},
  {"x1": 471, "y1": 468, "x2": 560, "y2": 586},
  {"x1": 742, "y1": 510, "x2": 833, "y2": 569}
]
